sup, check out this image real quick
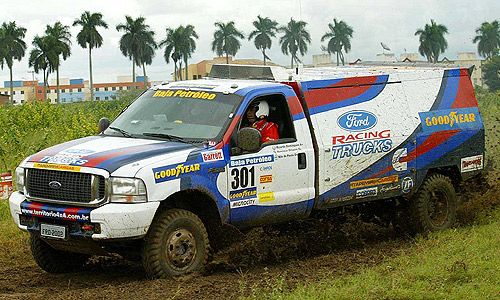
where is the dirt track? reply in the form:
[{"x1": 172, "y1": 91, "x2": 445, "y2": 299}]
[{"x1": 1, "y1": 171, "x2": 498, "y2": 300}]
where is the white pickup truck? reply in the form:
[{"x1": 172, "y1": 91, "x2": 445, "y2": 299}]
[{"x1": 10, "y1": 65, "x2": 484, "y2": 278}]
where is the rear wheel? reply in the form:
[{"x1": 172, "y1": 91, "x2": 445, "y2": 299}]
[
  {"x1": 30, "y1": 234, "x2": 89, "y2": 273},
  {"x1": 410, "y1": 174, "x2": 457, "y2": 233},
  {"x1": 142, "y1": 209, "x2": 210, "y2": 278}
]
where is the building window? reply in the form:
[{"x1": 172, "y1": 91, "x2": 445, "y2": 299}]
[
  {"x1": 127, "y1": 86, "x2": 131, "y2": 90},
  {"x1": 96, "y1": 88, "x2": 99, "y2": 91},
  {"x1": 21, "y1": 91, "x2": 24, "y2": 94},
  {"x1": 112, "y1": 87, "x2": 116, "y2": 91},
  {"x1": 69, "y1": 89, "x2": 73, "y2": 93},
  {"x1": 104, "y1": 87, "x2": 108, "y2": 91},
  {"x1": 78, "y1": 88, "x2": 82, "y2": 92},
  {"x1": 12, "y1": 91, "x2": 16, "y2": 95},
  {"x1": 104, "y1": 96, "x2": 109, "y2": 100},
  {"x1": 96, "y1": 97, "x2": 100, "y2": 100}
]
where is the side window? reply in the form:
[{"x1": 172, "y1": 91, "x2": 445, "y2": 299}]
[{"x1": 231, "y1": 94, "x2": 296, "y2": 151}]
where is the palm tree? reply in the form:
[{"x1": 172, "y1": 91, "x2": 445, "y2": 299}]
[
  {"x1": 29, "y1": 35, "x2": 56, "y2": 101},
  {"x1": 473, "y1": 21, "x2": 500, "y2": 59},
  {"x1": 45, "y1": 22, "x2": 71, "y2": 103},
  {"x1": 248, "y1": 16, "x2": 278, "y2": 65},
  {"x1": 321, "y1": 18, "x2": 354, "y2": 66},
  {"x1": 159, "y1": 27, "x2": 184, "y2": 81},
  {"x1": 212, "y1": 21, "x2": 245, "y2": 64},
  {"x1": 73, "y1": 11, "x2": 108, "y2": 101},
  {"x1": 279, "y1": 18, "x2": 311, "y2": 68},
  {"x1": 415, "y1": 20, "x2": 448, "y2": 63},
  {"x1": 116, "y1": 16, "x2": 156, "y2": 85},
  {"x1": 0, "y1": 22, "x2": 27, "y2": 103},
  {"x1": 180, "y1": 25, "x2": 198, "y2": 80},
  {"x1": 140, "y1": 42, "x2": 156, "y2": 86}
]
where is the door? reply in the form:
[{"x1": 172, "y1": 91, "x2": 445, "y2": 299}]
[{"x1": 227, "y1": 92, "x2": 315, "y2": 228}]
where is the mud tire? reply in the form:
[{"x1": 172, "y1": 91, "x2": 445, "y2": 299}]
[
  {"x1": 410, "y1": 174, "x2": 457, "y2": 233},
  {"x1": 30, "y1": 234, "x2": 89, "y2": 273},
  {"x1": 142, "y1": 209, "x2": 210, "y2": 278}
]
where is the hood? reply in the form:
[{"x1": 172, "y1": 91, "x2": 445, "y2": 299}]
[{"x1": 27, "y1": 135, "x2": 195, "y2": 173}]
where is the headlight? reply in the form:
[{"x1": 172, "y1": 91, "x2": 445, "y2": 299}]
[
  {"x1": 109, "y1": 177, "x2": 147, "y2": 203},
  {"x1": 15, "y1": 167, "x2": 25, "y2": 194}
]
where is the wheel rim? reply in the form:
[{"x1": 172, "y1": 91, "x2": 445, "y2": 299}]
[
  {"x1": 165, "y1": 228, "x2": 197, "y2": 271},
  {"x1": 427, "y1": 189, "x2": 449, "y2": 227}
]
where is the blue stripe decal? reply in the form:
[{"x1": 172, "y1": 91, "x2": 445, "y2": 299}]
[
  {"x1": 308, "y1": 75, "x2": 389, "y2": 115},
  {"x1": 437, "y1": 69, "x2": 460, "y2": 110}
]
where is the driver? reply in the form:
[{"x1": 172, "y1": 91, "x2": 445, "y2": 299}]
[{"x1": 244, "y1": 100, "x2": 279, "y2": 143}]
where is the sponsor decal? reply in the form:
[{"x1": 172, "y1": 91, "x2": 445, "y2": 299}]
[
  {"x1": 356, "y1": 187, "x2": 378, "y2": 198},
  {"x1": 229, "y1": 187, "x2": 257, "y2": 200},
  {"x1": 326, "y1": 195, "x2": 355, "y2": 204},
  {"x1": 331, "y1": 130, "x2": 392, "y2": 159},
  {"x1": 230, "y1": 154, "x2": 274, "y2": 167},
  {"x1": 39, "y1": 155, "x2": 88, "y2": 166},
  {"x1": 230, "y1": 198, "x2": 256, "y2": 209},
  {"x1": 379, "y1": 184, "x2": 401, "y2": 193},
  {"x1": 258, "y1": 192, "x2": 275, "y2": 202},
  {"x1": 392, "y1": 148, "x2": 408, "y2": 171},
  {"x1": 337, "y1": 110, "x2": 378, "y2": 132},
  {"x1": 153, "y1": 163, "x2": 201, "y2": 183},
  {"x1": 350, "y1": 175, "x2": 398, "y2": 189},
  {"x1": 33, "y1": 163, "x2": 81, "y2": 172},
  {"x1": 332, "y1": 130, "x2": 390, "y2": 145},
  {"x1": 419, "y1": 108, "x2": 481, "y2": 133},
  {"x1": 201, "y1": 149, "x2": 224, "y2": 162},
  {"x1": 20, "y1": 202, "x2": 90, "y2": 222},
  {"x1": 62, "y1": 149, "x2": 95, "y2": 155},
  {"x1": 259, "y1": 165, "x2": 273, "y2": 172},
  {"x1": 461, "y1": 155, "x2": 483, "y2": 173},
  {"x1": 152, "y1": 89, "x2": 216, "y2": 100},
  {"x1": 260, "y1": 175, "x2": 273, "y2": 183},
  {"x1": 401, "y1": 177, "x2": 414, "y2": 193}
]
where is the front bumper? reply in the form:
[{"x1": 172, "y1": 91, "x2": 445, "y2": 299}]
[{"x1": 9, "y1": 191, "x2": 160, "y2": 240}]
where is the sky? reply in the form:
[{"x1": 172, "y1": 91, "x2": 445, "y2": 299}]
[{"x1": 0, "y1": 0, "x2": 499, "y2": 85}]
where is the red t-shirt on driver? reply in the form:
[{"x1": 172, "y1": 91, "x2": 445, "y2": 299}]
[{"x1": 252, "y1": 119, "x2": 279, "y2": 143}]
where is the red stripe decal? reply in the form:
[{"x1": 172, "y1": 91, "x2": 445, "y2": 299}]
[
  {"x1": 304, "y1": 76, "x2": 379, "y2": 109},
  {"x1": 451, "y1": 71, "x2": 479, "y2": 109}
]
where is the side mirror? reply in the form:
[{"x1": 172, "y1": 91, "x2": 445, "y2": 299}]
[
  {"x1": 98, "y1": 117, "x2": 111, "y2": 133},
  {"x1": 237, "y1": 127, "x2": 262, "y2": 152}
]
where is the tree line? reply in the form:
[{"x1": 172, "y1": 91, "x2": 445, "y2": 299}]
[{"x1": 0, "y1": 12, "x2": 499, "y2": 103}]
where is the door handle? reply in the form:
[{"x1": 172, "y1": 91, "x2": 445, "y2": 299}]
[{"x1": 298, "y1": 152, "x2": 306, "y2": 169}]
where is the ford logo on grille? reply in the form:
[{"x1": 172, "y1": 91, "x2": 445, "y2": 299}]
[
  {"x1": 48, "y1": 181, "x2": 62, "y2": 190},
  {"x1": 337, "y1": 110, "x2": 377, "y2": 132}
]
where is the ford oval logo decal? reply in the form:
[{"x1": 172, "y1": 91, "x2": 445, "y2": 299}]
[
  {"x1": 337, "y1": 110, "x2": 378, "y2": 132},
  {"x1": 49, "y1": 181, "x2": 62, "y2": 190}
]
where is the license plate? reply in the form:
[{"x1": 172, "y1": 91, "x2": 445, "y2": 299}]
[{"x1": 40, "y1": 223, "x2": 66, "y2": 239}]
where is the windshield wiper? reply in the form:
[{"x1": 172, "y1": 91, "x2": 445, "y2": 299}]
[
  {"x1": 108, "y1": 126, "x2": 134, "y2": 138},
  {"x1": 142, "y1": 132, "x2": 187, "y2": 143}
]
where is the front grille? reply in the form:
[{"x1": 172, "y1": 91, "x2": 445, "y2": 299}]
[{"x1": 26, "y1": 169, "x2": 105, "y2": 204}]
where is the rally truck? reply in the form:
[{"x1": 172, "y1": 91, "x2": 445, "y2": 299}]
[{"x1": 9, "y1": 65, "x2": 484, "y2": 278}]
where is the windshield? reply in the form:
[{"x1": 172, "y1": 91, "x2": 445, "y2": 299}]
[{"x1": 105, "y1": 89, "x2": 242, "y2": 141}]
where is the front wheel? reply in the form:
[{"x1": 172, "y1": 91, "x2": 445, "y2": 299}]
[
  {"x1": 30, "y1": 234, "x2": 89, "y2": 273},
  {"x1": 142, "y1": 208, "x2": 210, "y2": 278},
  {"x1": 410, "y1": 173, "x2": 457, "y2": 233}
]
